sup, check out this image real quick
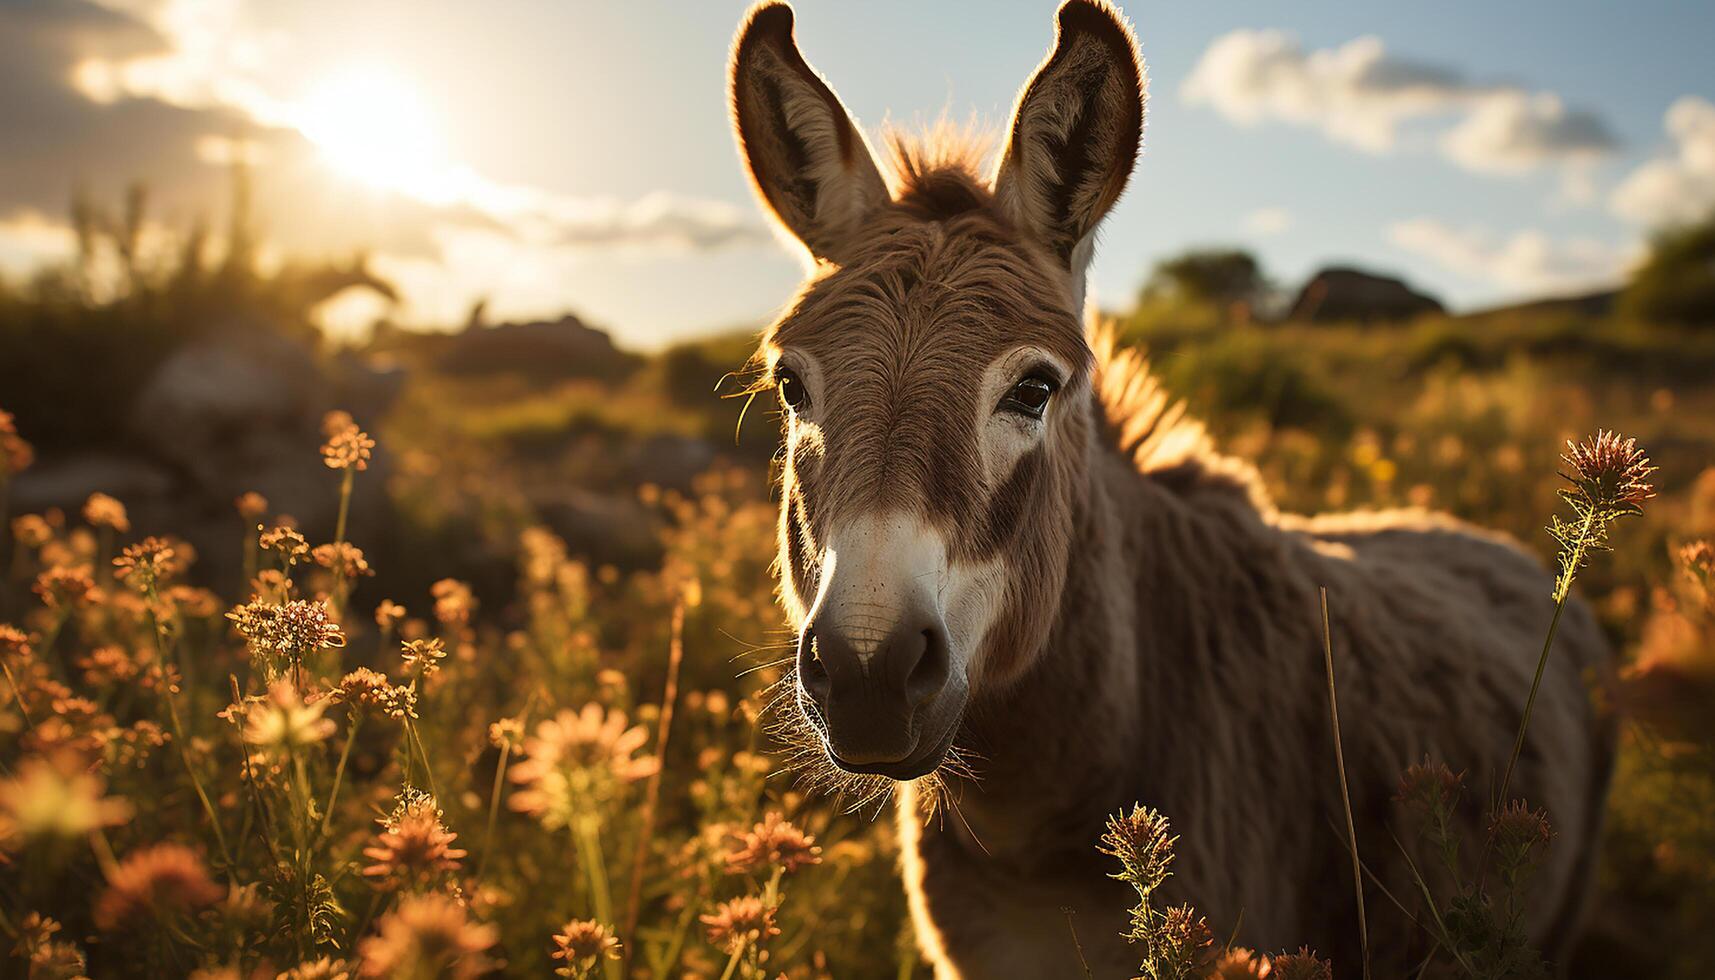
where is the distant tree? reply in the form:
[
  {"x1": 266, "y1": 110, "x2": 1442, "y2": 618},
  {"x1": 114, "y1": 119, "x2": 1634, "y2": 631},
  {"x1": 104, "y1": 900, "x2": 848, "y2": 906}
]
[
  {"x1": 1622, "y1": 211, "x2": 1715, "y2": 327},
  {"x1": 1142, "y1": 248, "x2": 1265, "y2": 308}
]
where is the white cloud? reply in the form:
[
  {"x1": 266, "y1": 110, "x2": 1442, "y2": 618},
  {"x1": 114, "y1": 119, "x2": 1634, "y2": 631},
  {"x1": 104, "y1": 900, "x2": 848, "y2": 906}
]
[
  {"x1": 1388, "y1": 217, "x2": 1633, "y2": 294},
  {"x1": 1610, "y1": 96, "x2": 1715, "y2": 229},
  {"x1": 1243, "y1": 206, "x2": 1292, "y2": 236},
  {"x1": 1183, "y1": 29, "x2": 1617, "y2": 175}
]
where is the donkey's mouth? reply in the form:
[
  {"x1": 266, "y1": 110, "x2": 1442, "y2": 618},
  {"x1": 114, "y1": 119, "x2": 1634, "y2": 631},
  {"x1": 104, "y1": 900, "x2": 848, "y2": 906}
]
[{"x1": 827, "y1": 720, "x2": 959, "y2": 781}]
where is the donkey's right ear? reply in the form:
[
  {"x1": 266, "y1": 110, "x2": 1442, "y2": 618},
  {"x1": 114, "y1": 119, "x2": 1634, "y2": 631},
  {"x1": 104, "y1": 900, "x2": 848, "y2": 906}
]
[{"x1": 729, "y1": 3, "x2": 889, "y2": 265}]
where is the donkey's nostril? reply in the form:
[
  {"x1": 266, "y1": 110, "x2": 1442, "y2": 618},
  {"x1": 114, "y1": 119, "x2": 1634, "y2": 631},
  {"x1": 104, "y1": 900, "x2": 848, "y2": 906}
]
[
  {"x1": 796, "y1": 628, "x2": 831, "y2": 703},
  {"x1": 904, "y1": 624, "x2": 951, "y2": 708}
]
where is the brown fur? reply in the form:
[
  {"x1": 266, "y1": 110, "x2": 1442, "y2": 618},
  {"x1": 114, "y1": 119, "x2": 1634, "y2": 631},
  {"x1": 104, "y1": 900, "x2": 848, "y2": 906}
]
[{"x1": 728, "y1": 3, "x2": 1615, "y2": 976}]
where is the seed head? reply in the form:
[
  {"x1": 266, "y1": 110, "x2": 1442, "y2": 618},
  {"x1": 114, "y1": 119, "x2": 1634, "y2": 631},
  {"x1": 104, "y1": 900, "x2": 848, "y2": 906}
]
[
  {"x1": 1559, "y1": 429, "x2": 1657, "y2": 515},
  {"x1": 1269, "y1": 948, "x2": 1333, "y2": 980},
  {"x1": 227, "y1": 598, "x2": 346, "y2": 666},
  {"x1": 0, "y1": 624, "x2": 31, "y2": 662},
  {"x1": 1099, "y1": 805, "x2": 1177, "y2": 896},
  {"x1": 488, "y1": 716, "x2": 525, "y2": 751}
]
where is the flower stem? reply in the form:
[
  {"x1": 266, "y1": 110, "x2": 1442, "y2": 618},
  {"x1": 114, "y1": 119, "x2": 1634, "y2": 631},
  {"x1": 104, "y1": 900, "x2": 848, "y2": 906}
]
[
  {"x1": 321, "y1": 714, "x2": 360, "y2": 838},
  {"x1": 1320, "y1": 587, "x2": 1370, "y2": 980},
  {"x1": 1, "y1": 660, "x2": 35, "y2": 734},
  {"x1": 405, "y1": 716, "x2": 438, "y2": 799},
  {"x1": 1496, "y1": 596, "x2": 1568, "y2": 811},
  {"x1": 476, "y1": 741, "x2": 512, "y2": 881},
  {"x1": 149, "y1": 593, "x2": 233, "y2": 876},
  {"x1": 716, "y1": 940, "x2": 746, "y2": 980},
  {"x1": 573, "y1": 813, "x2": 621, "y2": 980}
]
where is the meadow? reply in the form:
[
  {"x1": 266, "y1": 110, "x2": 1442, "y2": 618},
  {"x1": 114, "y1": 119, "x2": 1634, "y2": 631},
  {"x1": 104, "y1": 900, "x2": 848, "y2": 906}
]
[{"x1": 1, "y1": 209, "x2": 1714, "y2": 978}]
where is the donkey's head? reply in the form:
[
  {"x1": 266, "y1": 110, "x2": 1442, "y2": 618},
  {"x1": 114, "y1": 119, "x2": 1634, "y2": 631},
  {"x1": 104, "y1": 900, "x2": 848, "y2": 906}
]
[{"x1": 730, "y1": 1, "x2": 1144, "y2": 781}]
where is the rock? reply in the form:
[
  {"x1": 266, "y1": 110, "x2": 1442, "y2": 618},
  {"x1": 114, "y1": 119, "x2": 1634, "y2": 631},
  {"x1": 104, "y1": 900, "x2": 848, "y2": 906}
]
[
  {"x1": 1289, "y1": 266, "x2": 1446, "y2": 323},
  {"x1": 433, "y1": 315, "x2": 641, "y2": 381}
]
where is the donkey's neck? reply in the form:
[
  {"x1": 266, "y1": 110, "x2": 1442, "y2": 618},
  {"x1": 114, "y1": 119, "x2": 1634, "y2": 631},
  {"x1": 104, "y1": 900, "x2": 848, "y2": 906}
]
[{"x1": 938, "y1": 434, "x2": 1299, "y2": 866}]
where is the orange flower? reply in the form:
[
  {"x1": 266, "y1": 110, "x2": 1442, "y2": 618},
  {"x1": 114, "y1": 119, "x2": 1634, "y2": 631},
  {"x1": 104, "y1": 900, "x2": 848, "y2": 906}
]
[
  {"x1": 113, "y1": 537, "x2": 179, "y2": 589},
  {"x1": 313, "y1": 542, "x2": 373, "y2": 580},
  {"x1": 0, "y1": 624, "x2": 31, "y2": 661},
  {"x1": 700, "y1": 896, "x2": 778, "y2": 955},
  {"x1": 1559, "y1": 429, "x2": 1657, "y2": 513},
  {"x1": 82, "y1": 493, "x2": 130, "y2": 533},
  {"x1": 551, "y1": 919, "x2": 620, "y2": 976},
  {"x1": 1268, "y1": 948, "x2": 1333, "y2": 980},
  {"x1": 33, "y1": 566, "x2": 99, "y2": 610},
  {"x1": 358, "y1": 893, "x2": 499, "y2": 979},
  {"x1": 374, "y1": 600, "x2": 407, "y2": 629},
  {"x1": 93, "y1": 843, "x2": 223, "y2": 930},
  {"x1": 235, "y1": 491, "x2": 269, "y2": 521},
  {"x1": 509, "y1": 705, "x2": 659, "y2": 825},
  {"x1": 725, "y1": 811, "x2": 821, "y2": 875},
  {"x1": 0, "y1": 409, "x2": 33, "y2": 475},
  {"x1": 322, "y1": 416, "x2": 375, "y2": 472},
  {"x1": 259, "y1": 526, "x2": 310, "y2": 566},
  {"x1": 0, "y1": 753, "x2": 132, "y2": 847},
  {"x1": 362, "y1": 793, "x2": 466, "y2": 891},
  {"x1": 430, "y1": 579, "x2": 475, "y2": 627}
]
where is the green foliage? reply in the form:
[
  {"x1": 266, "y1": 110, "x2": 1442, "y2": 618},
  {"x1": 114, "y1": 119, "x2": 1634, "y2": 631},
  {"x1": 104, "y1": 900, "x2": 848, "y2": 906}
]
[
  {"x1": 1622, "y1": 212, "x2": 1715, "y2": 327},
  {"x1": 1142, "y1": 247, "x2": 1265, "y2": 309}
]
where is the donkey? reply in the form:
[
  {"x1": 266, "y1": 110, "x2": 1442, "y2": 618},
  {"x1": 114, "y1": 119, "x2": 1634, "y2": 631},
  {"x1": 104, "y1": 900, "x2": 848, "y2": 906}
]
[{"x1": 727, "y1": 2, "x2": 1615, "y2": 975}]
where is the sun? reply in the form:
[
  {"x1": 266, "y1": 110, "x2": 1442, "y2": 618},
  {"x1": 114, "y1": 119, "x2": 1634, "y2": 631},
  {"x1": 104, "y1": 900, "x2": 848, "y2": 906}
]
[{"x1": 295, "y1": 66, "x2": 444, "y2": 194}]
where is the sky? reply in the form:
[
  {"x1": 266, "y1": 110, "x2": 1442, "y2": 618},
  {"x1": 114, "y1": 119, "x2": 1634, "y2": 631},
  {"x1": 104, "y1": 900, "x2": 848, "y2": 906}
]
[{"x1": 1, "y1": 0, "x2": 1712, "y2": 349}]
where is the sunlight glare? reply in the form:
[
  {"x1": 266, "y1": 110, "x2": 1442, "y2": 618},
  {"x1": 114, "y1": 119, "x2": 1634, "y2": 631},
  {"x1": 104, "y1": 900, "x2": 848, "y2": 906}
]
[{"x1": 295, "y1": 66, "x2": 445, "y2": 195}]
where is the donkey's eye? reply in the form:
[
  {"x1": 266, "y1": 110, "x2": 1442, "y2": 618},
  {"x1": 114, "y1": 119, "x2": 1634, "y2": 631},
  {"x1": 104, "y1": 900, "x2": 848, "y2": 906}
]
[
  {"x1": 775, "y1": 366, "x2": 808, "y2": 411},
  {"x1": 999, "y1": 374, "x2": 1058, "y2": 420}
]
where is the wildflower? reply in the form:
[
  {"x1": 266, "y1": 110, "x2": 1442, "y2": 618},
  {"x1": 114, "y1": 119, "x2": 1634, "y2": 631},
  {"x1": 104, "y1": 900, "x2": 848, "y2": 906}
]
[
  {"x1": 1681, "y1": 540, "x2": 1715, "y2": 610},
  {"x1": 260, "y1": 525, "x2": 310, "y2": 566},
  {"x1": 113, "y1": 536, "x2": 178, "y2": 589},
  {"x1": 34, "y1": 566, "x2": 99, "y2": 610},
  {"x1": 430, "y1": 579, "x2": 476, "y2": 627},
  {"x1": 488, "y1": 716, "x2": 525, "y2": 751},
  {"x1": 700, "y1": 896, "x2": 779, "y2": 955},
  {"x1": 1395, "y1": 758, "x2": 1465, "y2": 815},
  {"x1": 1268, "y1": 948, "x2": 1333, "y2": 980},
  {"x1": 235, "y1": 491, "x2": 269, "y2": 521},
  {"x1": 0, "y1": 624, "x2": 31, "y2": 661},
  {"x1": 0, "y1": 754, "x2": 132, "y2": 845},
  {"x1": 401, "y1": 637, "x2": 447, "y2": 677},
  {"x1": 1559, "y1": 429, "x2": 1657, "y2": 514},
  {"x1": 1144, "y1": 904, "x2": 1214, "y2": 976},
  {"x1": 82, "y1": 492, "x2": 130, "y2": 533},
  {"x1": 1489, "y1": 799, "x2": 1554, "y2": 883},
  {"x1": 322, "y1": 419, "x2": 375, "y2": 471},
  {"x1": 509, "y1": 705, "x2": 659, "y2": 825},
  {"x1": 227, "y1": 598, "x2": 346, "y2": 669},
  {"x1": 726, "y1": 811, "x2": 822, "y2": 875},
  {"x1": 362, "y1": 793, "x2": 467, "y2": 891},
  {"x1": 376, "y1": 684, "x2": 419, "y2": 721},
  {"x1": 26, "y1": 941, "x2": 86, "y2": 980},
  {"x1": 1100, "y1": 805, "x2": 1177, "y2": 897},
  {"x1": 357, "y1": 892, "x2": 500, "y2": 979},
  {"x1": 1208, "y1": 948, "x2": 1271, "y2": 979},
  {"x1": 0, "y1": 409, "x2": 32, "y2": 474},
  {"x1": 93, "y1": 843, "x2": 224, "y2": 930},
  {"x1": 244, "y1": 681, "x2": 336, "y2": 751},
  {"x1": 1549, "y1": 430, "x2": 1657, "y2": 601},
  {"x1": 313, "y1": 542, "x2": 374, "y2": 580},
  {"x1": 279, "y1": 958, "x2": 354, "y2": 980},
  {"x1": 551, "y1": 919, "x2": 621, "y2": 977},
  {"x1": 330, "y1": 668, "x2": 391, "y2": 710},
  {"x1": 375, "y1": 599, "x2": 407, "y2": 629},
  {"x1": 12, "y1": 514, "x2": 54, "y2": 548}
]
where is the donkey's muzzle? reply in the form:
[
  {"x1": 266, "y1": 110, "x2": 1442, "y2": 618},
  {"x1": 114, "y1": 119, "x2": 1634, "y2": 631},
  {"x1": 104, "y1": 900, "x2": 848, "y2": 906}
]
[{"x1": 796, "y1": 608, "x2": 952, "y2": 774}]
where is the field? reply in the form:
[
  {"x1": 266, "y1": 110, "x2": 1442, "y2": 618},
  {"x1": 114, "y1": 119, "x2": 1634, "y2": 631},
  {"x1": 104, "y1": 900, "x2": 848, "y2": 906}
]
[{"x1": 2, "y1": 230, "x2": 1715, "y2": 978}]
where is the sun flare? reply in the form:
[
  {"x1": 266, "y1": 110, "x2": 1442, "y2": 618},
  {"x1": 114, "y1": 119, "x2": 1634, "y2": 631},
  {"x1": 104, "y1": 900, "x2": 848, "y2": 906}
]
[{"x1": 295, "y1": 66, "x2": 444, "y2": 194}]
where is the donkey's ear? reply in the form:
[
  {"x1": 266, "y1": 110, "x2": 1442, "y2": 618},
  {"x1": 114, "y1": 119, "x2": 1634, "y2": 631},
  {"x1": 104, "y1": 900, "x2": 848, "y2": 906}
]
[
  {"x1": 729, "y1": 3, "x2": 889, "y2": 264},
  {"x1": 993, "y1": 0, "x2": 1145, "y2": 270}
]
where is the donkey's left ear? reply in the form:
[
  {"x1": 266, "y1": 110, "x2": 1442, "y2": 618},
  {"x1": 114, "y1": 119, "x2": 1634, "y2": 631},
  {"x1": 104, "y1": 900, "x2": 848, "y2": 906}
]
[{"x1": 993, "y1": 0, "x2": 1145, "y2": 271}]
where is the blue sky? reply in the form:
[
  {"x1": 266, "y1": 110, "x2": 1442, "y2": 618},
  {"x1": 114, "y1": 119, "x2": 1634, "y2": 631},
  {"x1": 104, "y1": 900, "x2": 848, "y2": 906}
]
[{"x1": 2, "y1": 0, "x2": 1712, "y2": 347}]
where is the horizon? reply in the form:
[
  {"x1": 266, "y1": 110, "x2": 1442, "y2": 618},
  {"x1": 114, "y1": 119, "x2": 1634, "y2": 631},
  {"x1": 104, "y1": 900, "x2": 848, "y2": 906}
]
[{"x1": 2, "y1": 0, "x2": 1712, "y2": 348}]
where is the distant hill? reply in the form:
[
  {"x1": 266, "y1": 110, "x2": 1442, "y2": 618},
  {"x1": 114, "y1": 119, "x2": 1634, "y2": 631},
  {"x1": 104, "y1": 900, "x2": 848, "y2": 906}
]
[
  {"x1": 1461, "y1": 289, "x2": 1619, "y2": 321},
  {"x1": 1287, "y1": 266, "x2": 1445, "y2": 324}
]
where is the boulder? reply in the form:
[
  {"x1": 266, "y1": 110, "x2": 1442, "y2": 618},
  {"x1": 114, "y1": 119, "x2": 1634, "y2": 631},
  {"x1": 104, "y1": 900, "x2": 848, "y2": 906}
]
[{"x1": 1289, "y1": 266, "x2": 1445, "y2": 323}]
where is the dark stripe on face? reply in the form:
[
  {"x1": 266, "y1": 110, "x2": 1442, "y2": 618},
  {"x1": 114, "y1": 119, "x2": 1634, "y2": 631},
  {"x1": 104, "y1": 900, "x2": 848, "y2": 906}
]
[{"x1": 968, "y1": 444, "x2": 1045, "y2": 559}]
